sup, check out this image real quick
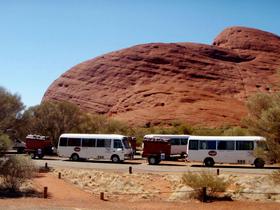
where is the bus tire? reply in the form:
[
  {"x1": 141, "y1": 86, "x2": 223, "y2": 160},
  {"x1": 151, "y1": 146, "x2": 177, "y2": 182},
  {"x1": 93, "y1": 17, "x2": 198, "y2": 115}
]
[
  {"x1": 156, "y1": 159, "x2": 161, "y2": 164},
  {"x1": 148, "y1": 156, "x2": 159, "y2": 165},
  {"x1": 204, "y1": 157, "x2": 214, "y2": 167},
  {"x1": 111, "y1": 155, "x2": 120, "y2": 163},
  {"x1": 71, "y1": 153, "x2": 80, "y2": 161},
  {"x1": 17, "y1": 147, "x2": 25, "y2": 154},
  {"x1": 254, "y1": 158, "x2": 265, "y2": 168},
  {"x1": 30, "y1": 152, "x2": 36, "y2": 159},
  {"x1": 38, "y1": 154, "x2": 44, "y2": 159}
]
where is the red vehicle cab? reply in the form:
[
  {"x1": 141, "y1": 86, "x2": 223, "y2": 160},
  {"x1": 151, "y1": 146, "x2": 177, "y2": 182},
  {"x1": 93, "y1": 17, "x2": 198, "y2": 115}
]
[
  {"x1": 25, "y1": 134, "x2": 53, "y2": 159},
  {"x1": 142, "y1": 134, "x2": 189, "y2": 165}
]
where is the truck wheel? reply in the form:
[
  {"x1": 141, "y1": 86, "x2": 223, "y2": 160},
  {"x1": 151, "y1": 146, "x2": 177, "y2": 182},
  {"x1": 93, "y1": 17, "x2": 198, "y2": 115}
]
[
  {"x1": 111, "y1": 155, "x2": 120, "y2": 163},
  {"x1": 30, "y1": 152, "x2": 36, "y2": 159},
  {"x1": 254, "y1": 158, "x2": 265, "y2": 168},
  {"x1": 204, "y1": 157, "x2": 214, "y2": 167},
  {"x1": 148, "y1": 156, "x2": 159, "y2": 165},
  {"x1": 71, "y1": 153, "x2": 80, "y2": 161},
  {"x1": 17, "y1": 148, "x2": 25, "y2": 154},
  {"x1": 38, "y1": 154, "x2": 44, "y2": 159}
]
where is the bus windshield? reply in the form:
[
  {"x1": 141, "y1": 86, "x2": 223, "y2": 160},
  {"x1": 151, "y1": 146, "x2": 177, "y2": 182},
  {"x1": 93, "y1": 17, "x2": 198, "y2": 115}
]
[
  {"x1": 122, "y1": 137, "x2": 131, "y2": 149},
  {"x1": 256, "y1": 141, "x2": 268, "y2": 151}
]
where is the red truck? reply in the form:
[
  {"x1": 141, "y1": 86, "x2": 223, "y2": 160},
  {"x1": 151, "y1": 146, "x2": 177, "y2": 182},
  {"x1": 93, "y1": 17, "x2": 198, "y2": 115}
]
[
  {"x1": 25, "y1": 134, "x2": 54, "y2": 159},
  {"x1": 142, "y1": 134, "x2": 189, "y2": 164}
]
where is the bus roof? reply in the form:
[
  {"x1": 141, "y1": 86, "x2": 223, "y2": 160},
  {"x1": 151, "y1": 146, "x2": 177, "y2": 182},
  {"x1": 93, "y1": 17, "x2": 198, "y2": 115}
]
[
  {"x1": 60, "y1": 133, "x2": 127, "y2": 139},
  {"x1": 188, "y1": 136, "x2": 265, "y2": 141},
  {"x1": 144, "y1": 134, "x2": 189, "y2": 138}
]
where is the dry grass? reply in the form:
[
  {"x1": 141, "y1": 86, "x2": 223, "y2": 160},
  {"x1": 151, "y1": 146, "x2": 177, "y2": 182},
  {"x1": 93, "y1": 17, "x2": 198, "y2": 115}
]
[
  {"x1": 50, "y1": 168, "x2": 280, "y2": 202},
  {"x1": 270, "y1": 170, "x2": 280, "y2": 184},
  {"x1": 52, "y1": 168, "x2": 174, "y2": 201},
  {"x1": 181, "y1": 171, "x2": 231, "y2": 200}
]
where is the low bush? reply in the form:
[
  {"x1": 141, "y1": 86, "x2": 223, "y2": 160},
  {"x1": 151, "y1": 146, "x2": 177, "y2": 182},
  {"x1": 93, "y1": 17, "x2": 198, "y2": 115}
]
[
  {"x1": 181, "y1": 171, "x2": 230, "y2": 200},
  {"x1": 0, "y1": 156, "x2": 37, "y2": 192},
  {"x1": 271, "y1": 170, "x2": 280, "y2": 184}
]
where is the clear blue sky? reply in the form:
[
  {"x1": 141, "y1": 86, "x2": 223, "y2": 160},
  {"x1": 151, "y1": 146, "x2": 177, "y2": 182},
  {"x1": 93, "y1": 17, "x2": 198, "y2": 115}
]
[{"x1": 0, "y1": 0, "x2": 280, "y2": 108}]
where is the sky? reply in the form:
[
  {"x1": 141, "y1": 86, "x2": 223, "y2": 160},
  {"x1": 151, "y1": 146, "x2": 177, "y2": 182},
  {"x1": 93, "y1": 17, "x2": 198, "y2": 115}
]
[{"x1": 0, "y1": 0, "x2": 280, "y2": 108}]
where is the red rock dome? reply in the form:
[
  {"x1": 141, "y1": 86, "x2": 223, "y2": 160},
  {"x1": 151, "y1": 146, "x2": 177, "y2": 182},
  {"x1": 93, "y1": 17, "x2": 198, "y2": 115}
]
[{"x1": 43, "y1": 26, "x2": 280, "y2": 126}]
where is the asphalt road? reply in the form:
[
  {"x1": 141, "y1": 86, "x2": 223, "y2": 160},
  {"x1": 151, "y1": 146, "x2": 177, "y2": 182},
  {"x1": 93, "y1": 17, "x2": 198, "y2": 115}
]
[{"x1": 33, "y1": 156, "x2": 280, "y2": 175}]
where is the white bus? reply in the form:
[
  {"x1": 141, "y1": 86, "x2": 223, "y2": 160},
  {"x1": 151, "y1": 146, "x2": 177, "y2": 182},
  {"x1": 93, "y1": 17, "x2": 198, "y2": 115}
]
[
  {"x1": 57, "y1": 134, "x2": 132, "y2": 163},
  {"x1": 186, "y1": 136, "x2": 266, "y2": 168}
]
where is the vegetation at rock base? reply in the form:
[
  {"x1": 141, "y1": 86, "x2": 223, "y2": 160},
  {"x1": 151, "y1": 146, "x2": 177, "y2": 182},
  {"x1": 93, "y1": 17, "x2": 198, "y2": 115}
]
[
  {"x1": 18, "y1": 101, "x2": 130, "y2": 146},
  {"x1": 2, "y1": 85, "x2": 280, "y2": 163}
]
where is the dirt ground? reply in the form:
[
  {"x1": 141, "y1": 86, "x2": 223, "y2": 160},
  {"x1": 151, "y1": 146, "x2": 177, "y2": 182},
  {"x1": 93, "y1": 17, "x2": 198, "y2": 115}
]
[{"x1": 0, "y1": 172, "x2": 280, "y2": 210}]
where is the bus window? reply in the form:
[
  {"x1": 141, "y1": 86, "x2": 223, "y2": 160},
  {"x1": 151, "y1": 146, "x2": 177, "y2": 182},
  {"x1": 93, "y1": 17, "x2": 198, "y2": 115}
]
[
  {"x1": 236, "y1": 141, "x2": 254, "y2": 150},
  {"x1": 59, "y1": 137, "x2": 68, "y2": 146},
  {"x1": 170, "y1": 138, "x2": 180, "y2": 145},
  {"x1": 217, "y1": 141, "x2": 235, "y2": 150},
  {"x1": 68, "y1": 138, "x2": 81, "y2": 147},
  {"x1": 199, "y1": 140, "x2": 216, "y2": 150},
  {"x1": 114, "y1": 139, "x2": 123, "y2": 149},
  {"x1": 256, "y1": 141, "x2": 268, "y2": 150},
  {"x1": 181, "y1": 138, "x2": 188, "y2": 145},
  {"x1": 189, "y1": 140, "x2": 198, "y2": 150},
  {"x1": 96, "y1": 139, "x2": 105, "y2": 147},
  {"x1": 82, "y1": 138, "x2": 96, "y2": 147},
  {"x1": 122, "y1": 137, "x2": 130, "y2": 149},
  {"x1": 105, "y1": 139, "x2": 111, "y2": 148}
]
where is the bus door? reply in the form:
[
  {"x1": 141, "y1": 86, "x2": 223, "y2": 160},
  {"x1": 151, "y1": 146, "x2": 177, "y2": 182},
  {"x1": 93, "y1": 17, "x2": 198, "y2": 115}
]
[
  {"x1": 216, "y1": 140, "x2": 235, "y2": 163},
  {"x1": 113, "y1": 139, "x2": 124, "y2": 156},
  {"x1": 95, "y1": 139, "x2": 112, "y2": 160},
  {"x1": 80, "y1": 138, "x2": 96, "y2": 159},
  {"x1": 235, "y1": 141, "x2": 255, "y2": 164}
]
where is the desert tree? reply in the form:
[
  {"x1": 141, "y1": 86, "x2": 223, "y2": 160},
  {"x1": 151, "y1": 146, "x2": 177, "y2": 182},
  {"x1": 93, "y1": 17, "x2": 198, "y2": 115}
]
[
  {"x1": 0, "y1": 87, "x2": 24, "y2": 133},
  {"x1": 243, "y1": 93, "x2": 280, "y2": 162}
]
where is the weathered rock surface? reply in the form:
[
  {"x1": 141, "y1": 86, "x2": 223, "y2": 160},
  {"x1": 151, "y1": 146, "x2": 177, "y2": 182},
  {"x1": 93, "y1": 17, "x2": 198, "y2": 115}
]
[{"x1": 43, "y1": 26, "x2": 280, "y2": 126}]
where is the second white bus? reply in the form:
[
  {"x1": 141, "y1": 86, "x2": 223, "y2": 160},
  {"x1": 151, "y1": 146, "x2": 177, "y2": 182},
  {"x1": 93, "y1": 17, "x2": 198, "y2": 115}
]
[
  {"x1": 57, "y1": 133, "x2": 132, "y2": 163},
  {"x1": 186, "y1": 136, "x2": 266, "y2": 168}
]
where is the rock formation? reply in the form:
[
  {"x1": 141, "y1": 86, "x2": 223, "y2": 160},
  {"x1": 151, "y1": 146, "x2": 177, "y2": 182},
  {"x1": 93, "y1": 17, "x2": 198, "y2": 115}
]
[{"x1": 43, "y1": 26, "x2": 280, "y2": 127}]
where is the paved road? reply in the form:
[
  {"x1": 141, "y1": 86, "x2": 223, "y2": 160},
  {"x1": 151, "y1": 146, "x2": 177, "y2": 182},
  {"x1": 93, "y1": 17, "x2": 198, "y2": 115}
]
[{"x1": 33, "y1": 156, "x2": 280, "y2": 175}]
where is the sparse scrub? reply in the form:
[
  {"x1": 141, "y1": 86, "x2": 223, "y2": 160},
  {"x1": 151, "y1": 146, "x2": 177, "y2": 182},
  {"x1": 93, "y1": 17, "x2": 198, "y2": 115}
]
[
  {"x1": 0, "y1": 156, "x2": 37, "y2": 191},
  {"x1": 0, "y1": 134, "x2": 11, "y2": 157},
  {"x1": 271, "y1": 170, "x2": 280, "y2": 185},
  {"x1": 181, "y1": 171, "x2": 230, "y2": 200}
]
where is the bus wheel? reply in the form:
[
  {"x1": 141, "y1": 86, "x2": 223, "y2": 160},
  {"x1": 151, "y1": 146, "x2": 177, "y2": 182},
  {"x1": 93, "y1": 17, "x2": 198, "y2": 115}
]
[
  {"x1": 148, "y1": 156, "x2": 159, "y2": 165},
  {"x1": 204, "y1": 158, "x2": 214, "y2": 167},
  {"x1": 17, "y1": 148, "x2": 25, "y2": 154},
  {"x1": 30, "y1": 152, "x2": 36, "y2": 159},
  {"x1": 111, "y1": 155, "x2": 120, "y2": 163},
  {"x1": 71, "y1": 153, "x2": 80, "y2": 161},
  {"x1": 38, "y1": 154, "x2": 44, "y2": 159},
  {"x1": 254, "y1": 158, "x2": 265, "y2": 168}
]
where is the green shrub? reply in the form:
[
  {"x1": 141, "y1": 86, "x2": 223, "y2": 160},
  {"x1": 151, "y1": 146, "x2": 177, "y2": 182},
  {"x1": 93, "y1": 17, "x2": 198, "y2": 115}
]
[
  {"x1": 192, "y1": 127, "x2": 224, "y2": 136},
  {"x1": 0, "y1": 156, "x2": 37, "y2": 191},
  {"x1": 181, "y1": 171, "x2": 230, "y2": 200},
  {"x1": 222, "y1": 126, "x2": 249, "y2": 136},
  {"x1": 0, "y1": 134, "x2": 11, "y2": 157}
]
